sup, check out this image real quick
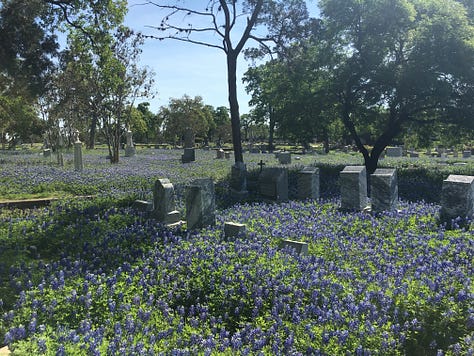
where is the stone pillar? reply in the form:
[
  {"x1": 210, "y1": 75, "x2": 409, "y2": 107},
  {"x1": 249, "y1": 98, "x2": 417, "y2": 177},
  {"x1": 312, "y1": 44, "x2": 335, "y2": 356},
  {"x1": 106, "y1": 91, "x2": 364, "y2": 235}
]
[
  {"x1": 73, "y1": 129, "x2": 83, "y2": 172},
  {"x1": 125, "y1": 130, "x2": 136, "y2": 157},
  {"x1": 152, "y1": 178, "x2": 180, "y2": 224},
  {"x1": 370, "y1": 168, "x2": 398, "y2": 212},
  {"x1": 440, "y1": 175, "x2": 474, "y2": 223},
  {"x1": 297, "y1": 167, "x2": 320, "y2": 200},
  {"x1": 186, "y1": 178, "x2": 216, "y2": 230},
  {"x1": 340, "y1": 166, "x2": 368, "y2": 210}
]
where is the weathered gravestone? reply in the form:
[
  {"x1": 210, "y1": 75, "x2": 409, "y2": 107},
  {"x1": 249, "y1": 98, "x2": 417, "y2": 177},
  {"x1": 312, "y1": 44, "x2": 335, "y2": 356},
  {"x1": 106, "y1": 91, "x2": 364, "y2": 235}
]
[
  {"x1": 152, "y1": 178, "x2": 181, "y2": 225},
  {"x1": 230, "y1": 162, "x2": 248, "y2": 200},
  {"x1": 440, "y1": 175, "x2": 474, "y2": 223},
  {"x1": 386, "y1": 147, "x2": 403, "y2": 157},
  {"x1": 225, "y1": 151, "x2": 231, "y2": 159},
  {"x1": 280, "y1": 239, "x2": 308, "y2": 256},
  {"x1": 43, "y1": 148, "x2": 51, "y2": 158},
  {"x1": 278, "y1": 152, "x2": 291, "y2": 165},
  {"x1": 259, "y1": 168, "x2": 288, "y2": 202},
  {"x1": 370, "y1": 168, "x2": 398, "y2": 212},
  {"x1": 125, "y1": 129, "x2": 136, "y2": 157},
  {"x1": 216, "y1": 149, "x2": 225, "y2": 159},
  {"x1": 463, "y1": 150, "x2": 472, "y2": 158},
  {"x1": 340, "y1": 166, "x2": 368, "y2": 211},
  {"x1": 73, "y1": 129, "x2": 83, "y2": 171},
  {"x1": 131, "y1": 200, "x2": 153, "y2": 212},
  {"x1": 181, "y1": 128, "x2": 196, "y2": 163},
  {"x1": 297, "y1": 166, "x2": 320, "y2": 200},
  {"x1": 224, "y1": 222, "x2": 246, "y2": 240},
  {"x1": 186, "y1": 178, "x2": 216, "y2": 229}
]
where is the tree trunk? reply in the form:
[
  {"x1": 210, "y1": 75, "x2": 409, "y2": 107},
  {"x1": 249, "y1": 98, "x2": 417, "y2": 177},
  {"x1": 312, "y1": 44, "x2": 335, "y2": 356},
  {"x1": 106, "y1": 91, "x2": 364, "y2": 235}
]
[
  {"x1": 227, "y1": 53, "x2": 244, "y2": 163},
  {"x1": 268, "y1": 107, "x2": 275, "y2": 152}
]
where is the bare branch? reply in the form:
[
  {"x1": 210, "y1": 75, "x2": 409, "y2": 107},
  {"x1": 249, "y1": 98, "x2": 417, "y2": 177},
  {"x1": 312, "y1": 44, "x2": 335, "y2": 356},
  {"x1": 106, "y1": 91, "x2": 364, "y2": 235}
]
[{"x1": 143, "y1": 32, "x2": 224, "y2": 51}]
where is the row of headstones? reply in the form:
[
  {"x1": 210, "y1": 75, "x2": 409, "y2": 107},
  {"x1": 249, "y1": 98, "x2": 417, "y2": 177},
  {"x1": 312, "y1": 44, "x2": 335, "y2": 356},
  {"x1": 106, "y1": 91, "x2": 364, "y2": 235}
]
[
  {"x1": 259, "y1": 165, "x2": 474, "y2": 223},
  {"x1": 386, "y1": 146, "x2": 473, "y2": 158},
  {"x1": 43, "y1": 130, "x2": 84, "y2": 171}
]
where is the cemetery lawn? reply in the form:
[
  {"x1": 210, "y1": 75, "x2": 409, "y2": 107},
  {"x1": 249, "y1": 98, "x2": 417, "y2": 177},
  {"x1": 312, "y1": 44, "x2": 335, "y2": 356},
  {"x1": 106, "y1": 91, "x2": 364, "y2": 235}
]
[{"x1": 1, "y1": 148, "x2": 473, "y2": 355}]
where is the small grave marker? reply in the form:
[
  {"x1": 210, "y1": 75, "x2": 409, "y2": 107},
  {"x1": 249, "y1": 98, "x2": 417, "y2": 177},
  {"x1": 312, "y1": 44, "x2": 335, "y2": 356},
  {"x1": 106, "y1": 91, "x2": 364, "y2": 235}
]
[
  {"x1": 340, "y1": 166, "x2": 368, "y2": 211},
  {"x1": 440, "y1": 174, "x2": 474, "y2": 224},
  {"x1": 280, "y1": 239, "x2": 309, "y2": 256},
  {"x1": 224, "y1": 222, "x2": 246, "y2": 239}
]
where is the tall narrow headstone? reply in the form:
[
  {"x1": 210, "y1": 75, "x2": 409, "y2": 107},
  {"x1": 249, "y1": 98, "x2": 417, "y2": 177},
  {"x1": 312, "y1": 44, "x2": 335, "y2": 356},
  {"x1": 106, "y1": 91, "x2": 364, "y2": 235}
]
[
  {"x1": 370, "y1": 168, "x2": 398, "y2": 212},
  {"x1": 181, "y1": 128, "x2": 196, "y2": 163},
  {"x1": 152, "y1": 178, "x2": 180, "y2": 224},
  {"x1": 230, "y1": 162, "x2": 248, "y2": 200},
  {"x1": 186, "y1": 178, "x2": 216, "y2": 230},
  {"x1": 259, "y1": 168, "x2": 288, "y2": 202},
  {"x1": 125, "y1": 129, "x2": 136, "y2": 157},
  {"x1": 340, "y1": 166, "x2": 368, "y2": 210},
  {"x1": 440, "y1": 175, "x2": 474, "y2": 223},
  {"x1": 297, "y1": 167, "x2": 320, "y2": 200},
  {"x1": 73, "y1": 129, "x2": 83, "y2": 171}
]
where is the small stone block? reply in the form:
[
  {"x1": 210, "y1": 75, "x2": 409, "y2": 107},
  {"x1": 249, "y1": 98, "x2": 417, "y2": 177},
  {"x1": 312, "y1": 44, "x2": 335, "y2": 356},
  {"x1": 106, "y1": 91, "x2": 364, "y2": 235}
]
[
  {"x1": 280, "y1": 239, "x2": 308, "y2": 256},
  {"x1": 132, "y1": 200, "x2": 153, "y2": 212},
  {"x1": 224, "y1": 222, "x2": 246, "y2": 239},
  {"x1": 278, "y1": 152, "x2": 291, "y2": 164}
]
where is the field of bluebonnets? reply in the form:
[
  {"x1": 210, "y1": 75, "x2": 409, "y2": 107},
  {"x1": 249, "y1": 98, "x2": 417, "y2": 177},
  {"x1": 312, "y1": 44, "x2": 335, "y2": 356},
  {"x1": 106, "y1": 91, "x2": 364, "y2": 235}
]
[{"x1": 1, "y1": 147, "x2": 473, "y2": 355}]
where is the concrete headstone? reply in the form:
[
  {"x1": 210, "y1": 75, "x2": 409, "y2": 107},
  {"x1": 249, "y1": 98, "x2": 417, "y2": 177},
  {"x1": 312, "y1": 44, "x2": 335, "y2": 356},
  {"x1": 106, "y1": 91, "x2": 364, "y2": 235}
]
[
  {"x1": 259, "y1": 167, "x2": 288, "y2": 202},
  {"x1": 280, "y1": 239, "x2": 308, "y2": 256},
  {"x1": 224, "y1": 222, "x2": 246, "y2": 239},
  {"x1": 386, "y1": 147, "x2": 403, "y2": 157},
  {"x1": 153, "y1": 178, "x2": 180, "y2": 224},
  {"x1": 297, "y1": 167, "x2": 320, "y2": 200},
  {"x1": 370, "y1": 168, "x2": 398, "y2": 212},
  {"x1": 340, "y1": 166, "x2": 368, "y2": 210},
  {"x1": 278, "y1": 152, "x2": 291, "y2": 165},
  {"x1": 440, "y1": 175, "x2": 474, "y2": 223},
  {"x1": 186, "y1": 178, "x2": 216, "y2": 229}
]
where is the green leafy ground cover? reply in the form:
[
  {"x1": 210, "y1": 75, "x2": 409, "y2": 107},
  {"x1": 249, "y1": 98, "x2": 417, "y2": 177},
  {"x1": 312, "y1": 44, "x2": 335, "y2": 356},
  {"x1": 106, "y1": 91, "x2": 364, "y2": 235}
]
[{"x1": 0, "y1": 148, "x2": 473, "y2": 354}]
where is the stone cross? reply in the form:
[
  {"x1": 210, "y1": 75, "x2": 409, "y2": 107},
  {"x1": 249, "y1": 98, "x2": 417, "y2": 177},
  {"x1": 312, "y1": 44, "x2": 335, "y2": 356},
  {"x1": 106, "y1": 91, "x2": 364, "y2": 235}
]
[
  {"x1": 340, "y1": 166, "x2": 368, "y2": 211},
  {"x1": 258, "y1": 160, "x2": 266, "y2": 173},
  {"x1": 370, "y1": 168, "x2": 398, "y2": 212}
]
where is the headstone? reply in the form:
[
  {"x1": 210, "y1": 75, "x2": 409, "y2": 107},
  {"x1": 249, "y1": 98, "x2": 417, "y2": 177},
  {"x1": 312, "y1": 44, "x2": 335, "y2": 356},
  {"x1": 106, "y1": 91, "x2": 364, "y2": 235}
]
[
  {"x1": 280, "y1": 239, "x2": 308, "y2": 256},
  {"x1": 386, "y1": 147, "x2": 403, "y2": 157},
  {"x1": 181, "y1": 128, "x2": 195, "y2": 163},
  {"x1": 297, "y1": 167, "x2": 320, "y2": 200},
  {"x1": 440, "y1": 175, "x2": 474, "y2": 223},
  {"x1": 230, "y1": 162, "x2": 248, "y2": 200},
  {"x1": 463, "y1": 150, "x2": 472, "y2": 158},
  {"x1": 152, "y1": 178, "x2": 181, "y2": 225},
  {"x1": 181, "y1": 148, "x2": 196, "y2": 163},
  {"x1": 125, "y1": 130, "x2": 136, "y2": 157},
  {"x1": 370, "y1": 168, "x2": 398, "y2": 212},
  {"x1": 224, "y1": 222, "x2": 246, "y2": 239},
  {"x1": 225, "y1": 152, "x2": 231, "y2": 159},
  {"x1": 340, "y1": 166, "x2": 368, "y2": 211},
  {"x1": 73, "y1": 129, "x2": 83, "y2": 171},
  {"x1": 258, "y1": 168, "x2": 288, "y2": 202},
  {"x1": 186, "y1": 178, "x2": 216, "y2": 230},
  {"x1": 43, "y1": 148, "x2": 51, "y2": 158},
  {"x1": 216, "y1": 149, "x2": 225, "y2": 159},
  {"x1": 278, "y1": 152, "x2": 291, "y2": 164}
]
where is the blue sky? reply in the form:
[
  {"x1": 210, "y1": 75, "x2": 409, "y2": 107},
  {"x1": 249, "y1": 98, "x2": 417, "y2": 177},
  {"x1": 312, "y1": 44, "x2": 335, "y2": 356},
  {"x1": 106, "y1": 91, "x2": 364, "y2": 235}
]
[{"x1": 124, "y1": 1, "x2": 318, "y2": 115}]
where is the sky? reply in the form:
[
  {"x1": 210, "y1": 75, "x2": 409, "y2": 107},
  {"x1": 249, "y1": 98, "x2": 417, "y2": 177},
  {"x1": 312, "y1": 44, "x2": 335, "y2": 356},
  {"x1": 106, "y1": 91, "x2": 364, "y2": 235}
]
[{"x1": 124, "y1": 1, "x2": 318, "y2": 115}]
